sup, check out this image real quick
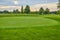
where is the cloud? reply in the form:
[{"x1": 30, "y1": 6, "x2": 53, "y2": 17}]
[
  {"x1": 0, "y1": 3, "x2": 58, "y2": 12},
  {"x1": 0, "y1": 0, "x2": 58, "y2": 6},
  {"x1": 0, "y1": 6, "x2": 21, "y2": 11},
  {"x1": 30, "y1": 3, "x2": 58, "y2": 11}
]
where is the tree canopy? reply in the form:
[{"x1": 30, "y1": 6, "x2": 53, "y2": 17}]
[{"x1": 24, "y1": 5, "x2": 30, "y2": 14}]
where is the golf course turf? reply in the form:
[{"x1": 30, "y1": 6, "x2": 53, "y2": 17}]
[{"x1": 0, "y1": 15, "x2": 60, "y2": 40}]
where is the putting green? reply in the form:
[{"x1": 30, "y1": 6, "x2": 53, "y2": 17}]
[{"x1": 0, "y1": 17, "x2": 58, "y2": 28}]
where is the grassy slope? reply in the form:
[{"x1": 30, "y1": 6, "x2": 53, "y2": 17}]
[{"x1": 0, "y1": 14, "x2": 60, "y2": 40}]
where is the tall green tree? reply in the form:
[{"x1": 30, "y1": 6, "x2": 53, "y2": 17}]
[
  {"x1": 24, "y1": 5, "x2": 30, "y2": 14},
  {"x1": 13, "y1": 10, "x2": 16, "y2": 13},
  {"x1": 57, "y1": 0, "x2": 60, "y2": 14},
  {"x1": 57, "y1": 0, "x2": 60, "y2": 10},
  {"x1": 45, "y1": 8, "x2": 50, "y2": 14},
  {"x1": 39, "y1": 7, "x2": 44, "y2": 15},
  {"x1": 21, "y1": 6, "x2": 23, "y2": 13}
]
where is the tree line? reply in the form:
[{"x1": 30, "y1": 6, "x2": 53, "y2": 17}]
[{"x1": 0, "y1": 5, "x2": 59, "y2": 14}]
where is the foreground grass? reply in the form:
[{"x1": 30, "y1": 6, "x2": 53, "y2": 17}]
[{"x1": 0, "y1": 14, "x2": 60, "y2": 40}]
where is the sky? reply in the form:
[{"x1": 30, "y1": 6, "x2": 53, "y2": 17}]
[
  {"x1": 0, "y1": 0, "x2": 58, "y2": 6},
  {"x1": 0, "y1": 0, "x2": 58, "y2": 11}
]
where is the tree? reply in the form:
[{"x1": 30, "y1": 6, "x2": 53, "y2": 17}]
[
  {"x1": 13, "y1": 9, "x2": 20, "y2": 13},
  {"x1": 3, "y1": 10, "x2": 9, "y2": 13},
  {"x1": 13, "y1": 10, "x2": 16, "y2": 13},
  {"x1": 45, "y1": 8, "x2": 50, "y2": 14},
  {"x1": 57, "y1": 0, "x2": 60, "y2": 10},
  {"x1": 21, "y1": 6, "x2": 23, "y2": 13},
  {"x1": 24, "y1": 5, "x2": 30, "y2": 14},
  {"x1": 39, "y1": 7, "x2": 44, "y2": 15},
  {"x1": 15, "y1": 9, "x2": 19, "y2": 13},
  {"x1": 57, "y1": 10, "x2": 60, "y2": 14},
  {"x1": 57, "y1": 0, "x2": 60, "y2": 14}
]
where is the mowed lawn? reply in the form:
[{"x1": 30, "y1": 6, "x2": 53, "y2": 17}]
[{"x1": 0, "y1": 14, "x2": 60, "y2": 40}]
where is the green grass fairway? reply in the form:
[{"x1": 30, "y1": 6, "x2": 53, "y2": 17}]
[
  {"x1": 0, "y1": 17, "x2": 58, "y2": 28},
  {"x1": 0, "y1": 15, "x2": 60, "y2": 40}
]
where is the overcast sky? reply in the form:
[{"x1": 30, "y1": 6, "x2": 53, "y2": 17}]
[
  {"x1": 0, "y1": 0, "x2": 58, "y2": 11},
  {"x1": 0, "y1": 0, "x2": 58, "y2": 6}
]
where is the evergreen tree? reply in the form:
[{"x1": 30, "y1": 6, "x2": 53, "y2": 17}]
[
  {"x1": 39, "y1": 7, "x2": 44, "y2": 15},
  {"x1": 13, "y1": 10, "x2": 16, "y2": 13},
  {"x1": 21, "y1": 6, "x2": 23, "y2": 13},
  {"x1": 57, "y1": 0, "x2": 60, "y2": 10},
  {"x1": 57, "y1": 0, "x2": 60, "y2": 14},
  {"x1": 24, "y1": 5, "x2": 30, "y2": 14}
]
